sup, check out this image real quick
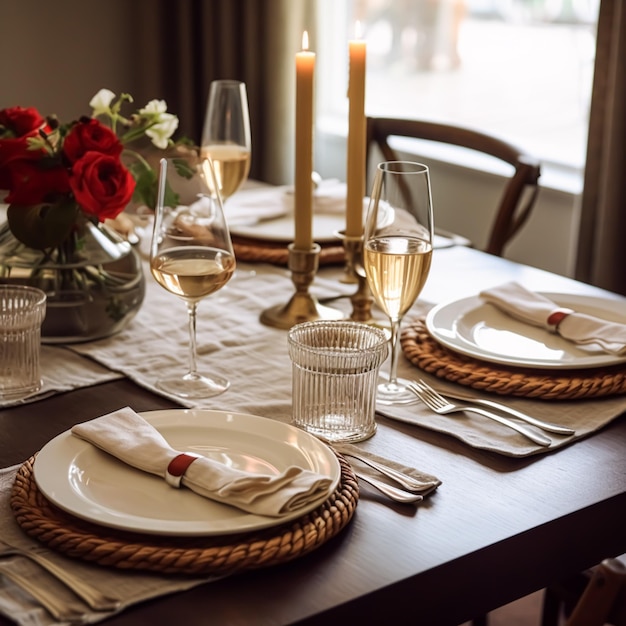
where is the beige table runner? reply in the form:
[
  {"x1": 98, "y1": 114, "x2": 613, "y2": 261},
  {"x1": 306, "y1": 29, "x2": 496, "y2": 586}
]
[
  {"x1": 3, "y1": 252, "x2": 625, "y2": 457},
  {"x1": 65, "y1": 261, "x2": 353, "y2": 420}
]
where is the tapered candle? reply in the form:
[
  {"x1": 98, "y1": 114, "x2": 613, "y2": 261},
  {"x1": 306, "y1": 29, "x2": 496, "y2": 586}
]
[
  {"x1": 294, "y1": 31, "x2": 315, "y2": 250},
  {"x1": 346, "y1": 24, "x2": 367, "y2": 238}
]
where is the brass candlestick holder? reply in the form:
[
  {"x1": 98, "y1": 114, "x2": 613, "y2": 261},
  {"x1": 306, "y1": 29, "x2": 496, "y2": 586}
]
[
  {"x1": 336, "y1": 230, "x2": 374, "y2": 323},
  {"x1": 260, "y1": 243, "x2": 344, "y2": 330}
]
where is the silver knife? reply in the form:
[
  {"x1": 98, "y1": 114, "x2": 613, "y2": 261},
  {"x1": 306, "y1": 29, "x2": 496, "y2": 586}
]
[{"x1": 432, "y1": 386, "x2": 575, "y2": 435}]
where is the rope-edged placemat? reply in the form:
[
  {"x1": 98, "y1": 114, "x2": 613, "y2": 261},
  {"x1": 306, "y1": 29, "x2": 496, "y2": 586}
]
[
  {"x1": 232, "y1": 236, "x2": 345, "y2": 266},
  {"x1": 10, "y1": 453, "x2": 358, "y2": 576},
  {"x1": 401, "y1": 318, "x2": 626, "y2": 400}
]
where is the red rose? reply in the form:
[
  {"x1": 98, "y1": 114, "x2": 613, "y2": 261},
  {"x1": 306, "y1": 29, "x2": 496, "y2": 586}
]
[
  {"x1": 0, "y1": 107, "x2": 48, "y2": 189},
  {"x1": 0, "y1": 106, "x2": 45, "y2": 137},
  {"x1": 0, "y1": 138, "x2": 30, "y2": 188},
  {"x1": 69, "y1": 151, "x2": 135, "y2": 221},
  {"x1": 3, "y1": 158, "x2": 70, "y2": 204},
  {"x1": 63, "y1": 118, "x2": 123, "y2": 163}
]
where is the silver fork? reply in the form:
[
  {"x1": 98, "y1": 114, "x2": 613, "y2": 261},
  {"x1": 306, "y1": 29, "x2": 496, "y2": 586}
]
[
  {"x1": 408, "y1": 380, "x2": 552, "y2": 447},
  {"x1": 426, "y1": 386, "x2": 575, "y2": 436},
  {"x1": 0, "y1": 538, "x2": 120, "y2": 611},
  {"x1": 0, "y1": 561, "x2": 88, "y2": 624}
]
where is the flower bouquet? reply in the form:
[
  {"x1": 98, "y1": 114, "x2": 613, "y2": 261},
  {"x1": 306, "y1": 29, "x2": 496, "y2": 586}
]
[{"x1": 0, "y1": 89, "x2": 185, "y2": 342}]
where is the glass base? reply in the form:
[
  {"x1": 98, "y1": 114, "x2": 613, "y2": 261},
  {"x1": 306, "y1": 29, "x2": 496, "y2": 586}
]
[
  {"x1": 376, "y1": 377, "x2": 420, "y2": 406},
  {"x1": 295, "y1": 419, "x2": 377, "y2": 444},
  {"x1": 156, "y1": 372, "x2": 230, "y2": 400}
]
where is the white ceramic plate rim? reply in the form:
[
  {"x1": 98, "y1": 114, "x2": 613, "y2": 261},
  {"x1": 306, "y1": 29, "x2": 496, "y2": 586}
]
[
  {"x1": 33, "y1": 409, "x2": 340, "y2": 536},
  {"x1": 425, "y1": 292, "x2": 626, "y2": 369},
  {"x1": 230, "y1": 212, "x2": 344, "y2": 244}
]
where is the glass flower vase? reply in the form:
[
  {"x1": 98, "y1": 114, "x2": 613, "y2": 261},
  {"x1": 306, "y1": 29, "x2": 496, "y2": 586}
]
[{"x1": 0, "y1": 217, "x2": 145, "y2": 343}]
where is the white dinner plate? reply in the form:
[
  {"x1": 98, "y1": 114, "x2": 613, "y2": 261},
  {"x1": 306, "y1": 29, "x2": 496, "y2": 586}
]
[
  {"x1": 33, "y1": 409, "x2": 340, "y2": 536},
  {"x1": 230, "y1": 210, "x2": 457, "y2": 249},
  {"x1": 230, "y1": 211, "x2": 346, "y2": 244},
  {"x1": 425, "y1": 293, "x2": 626, "y2": 369}
]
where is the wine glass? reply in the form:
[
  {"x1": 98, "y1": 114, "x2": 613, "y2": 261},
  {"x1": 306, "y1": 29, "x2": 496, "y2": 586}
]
[
  {"x1": 362, "y1": 161, "x2": 434, "y2": 405},
  {"x1": 200, "y1": 79, "x2": 251, "y2": 203},
  {"x1": 150, "y1": 157, "x2": 236, "y2": 399}
]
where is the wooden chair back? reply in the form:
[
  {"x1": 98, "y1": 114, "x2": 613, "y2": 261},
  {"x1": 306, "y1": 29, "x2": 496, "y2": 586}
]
[
  {"x1": 541, "y1": 557, "x2": 626, "y2": 626},
  {"x1": 366, "y1": 116, "x2": 541, "y2": 256}
]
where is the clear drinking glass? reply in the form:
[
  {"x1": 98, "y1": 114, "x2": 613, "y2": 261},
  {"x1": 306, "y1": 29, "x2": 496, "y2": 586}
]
[
  {"x1": 0, "y1": 285, "x2": 47, "y2": 400},
  {"x1": 363, "y1": 161, "x2": 434, "y2": 405},
  {"x1": 150, "y1": 157, "x2": 236, "y2": 399},
  {"x1": 288, "y1": 321, "x2": 389, "y2": 443},
  {"x1": 200, "y1": 80, "x2": 251, "y2": 203}
]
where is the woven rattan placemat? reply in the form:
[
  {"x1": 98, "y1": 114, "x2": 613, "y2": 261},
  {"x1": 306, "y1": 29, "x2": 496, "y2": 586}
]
[
  {"x1": 10, "y1": 454, "x2": 358, "y2": 576},
  {"x1": 232, "y1": 236, "x2": 345, "y2": 266},
  {"x1": 401, "y1": 318, "x2": 626, "y2": 400}
]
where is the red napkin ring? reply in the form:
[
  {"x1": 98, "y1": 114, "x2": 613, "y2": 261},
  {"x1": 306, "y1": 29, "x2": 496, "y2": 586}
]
[
  {"x1": 165, "y1": 453, "x2": 201, "y2": 488},
  {"x1": 547, "y1": 307, "x2": 574, "y2": 330}
]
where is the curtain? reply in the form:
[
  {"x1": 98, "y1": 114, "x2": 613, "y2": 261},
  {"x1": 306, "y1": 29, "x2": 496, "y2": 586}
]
[
  {"x1": 130, "y1": 0, "x2": 316, "y2": 185},
  {"x1": 575, "y1": 0, "x2": 626, "y2": 296}
]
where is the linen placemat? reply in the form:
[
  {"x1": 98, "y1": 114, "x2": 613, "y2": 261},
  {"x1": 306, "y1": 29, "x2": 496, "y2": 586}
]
[
  {"x1": 380, "y1": 369, "x2": 626, "y2": 458},
  {"x1": 0, "y1": 346, "x2": 121, "y2": 409},
  {"x1": 0, "y1": 465, "x2": 215, "y2": 626}
]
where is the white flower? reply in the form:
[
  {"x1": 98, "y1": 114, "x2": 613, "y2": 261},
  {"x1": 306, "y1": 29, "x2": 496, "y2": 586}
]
[
  {"x1": 145, "y1": 113, "x2": 179, "y2": 149},
  {"x1": 139, "y1": 99, "x2": 168, "y2": 115},
  {"x1": 89, "y1": 89, "x2": 116, "y2": 116}
]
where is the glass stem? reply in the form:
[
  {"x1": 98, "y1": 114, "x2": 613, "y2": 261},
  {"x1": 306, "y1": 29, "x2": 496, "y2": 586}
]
[
  {"x1": 186, "y1": 301, "x2": 199, "y2": 378},
  {"x1": 387, "y1": 317, "x2": 402, "y2": 385}
]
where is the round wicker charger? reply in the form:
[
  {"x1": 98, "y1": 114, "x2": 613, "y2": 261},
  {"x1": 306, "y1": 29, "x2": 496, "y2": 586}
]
[
  {"x1": 401, "y1": 318, "x2": 626, "y2": 400},
  {"x1": 232, "y1": 236, "x2": 345, "y2": 266},
  {"x1": 10, "y1": 454, "x2": 358, "y2": 576}
]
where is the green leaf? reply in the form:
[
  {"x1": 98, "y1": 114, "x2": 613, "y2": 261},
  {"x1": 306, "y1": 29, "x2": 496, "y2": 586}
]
[
  {"x1": 130, "y1": 165, "x2": 159, "y2": 210},
  {"x1": 7, "y1": 201, "x2": 79, "y2": 250},
  {"x1": 172, "y1": 157, "x2": 195, "y2": 179}
]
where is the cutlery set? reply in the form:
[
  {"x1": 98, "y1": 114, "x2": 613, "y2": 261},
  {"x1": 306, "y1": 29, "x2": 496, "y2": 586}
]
[
  {"x1": 0, "y1": 560, "x2": 90, "y2": 624},
  {"x1": 379, "y1": 378, "x2": 576, "y2": 447},
  {"x1": 0, "y1": 538, "x2": 120, "y2": 623},
  {"x1": 332, "y1": 447, "x2": 439, "y2": 504}
]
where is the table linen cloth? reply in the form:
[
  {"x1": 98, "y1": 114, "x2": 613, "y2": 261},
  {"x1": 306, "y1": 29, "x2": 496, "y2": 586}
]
[
  {"x1": 480, "y1": 281, "x2": 626, "y2": 355},
  {"x1": 3, "y1": 254, "x2": 626, "y2": 457}
]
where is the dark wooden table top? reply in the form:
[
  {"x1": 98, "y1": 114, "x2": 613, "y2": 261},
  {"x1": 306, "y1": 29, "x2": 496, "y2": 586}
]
[{"x1": 1, "y1": 246, "x2": 625, "y2": 625}]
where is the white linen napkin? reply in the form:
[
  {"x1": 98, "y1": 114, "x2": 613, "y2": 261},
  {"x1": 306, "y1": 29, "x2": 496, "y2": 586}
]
[
  {"x1": 480, "y1": 281, "x2": 626, "y2": 355},
  {"x1": 283, "y1": 179, "x2": 365, "y2": 215},
  {"x1": 71, "y1": 407, "x2": 334, "y2": 517}
]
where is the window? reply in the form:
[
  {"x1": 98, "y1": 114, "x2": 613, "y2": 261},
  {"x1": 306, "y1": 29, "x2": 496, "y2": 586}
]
[{"x1": 316, "y1": 0, "x2": 600, "y2": 187}]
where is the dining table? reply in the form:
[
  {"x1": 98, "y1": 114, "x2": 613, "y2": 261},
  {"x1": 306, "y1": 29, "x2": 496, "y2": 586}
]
[{"x1": 1, "y1": 185, "x2": 625, "y2": 626}]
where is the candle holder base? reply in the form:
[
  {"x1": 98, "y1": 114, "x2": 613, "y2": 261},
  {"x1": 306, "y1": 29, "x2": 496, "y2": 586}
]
[
  {"x1": 260, "y1": 243, "x2": 344, "y2": 330},
  {"x1": 336, "y1": 231, "x2": 374, "y2": 323}
]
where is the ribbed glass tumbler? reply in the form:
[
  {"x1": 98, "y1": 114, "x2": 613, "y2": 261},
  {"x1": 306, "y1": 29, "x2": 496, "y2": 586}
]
[
  {"x1": 288, "y1": 320, "x2": 389, "y2": 443},
  {"x1": 0, "y1": 285, "x2": 47, "y2": 400}
]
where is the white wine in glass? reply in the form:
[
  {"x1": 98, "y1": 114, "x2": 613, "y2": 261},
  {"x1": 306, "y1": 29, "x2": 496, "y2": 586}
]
[
  {"x1": 363, "y1": 161, "x2": 434, "y2": 405},
  {"x1": 201, "y1": 80, "x2": 251, "y2": 202},
  {"x1": 150, "y1": 157, "x2": 236, "y2": 399}
]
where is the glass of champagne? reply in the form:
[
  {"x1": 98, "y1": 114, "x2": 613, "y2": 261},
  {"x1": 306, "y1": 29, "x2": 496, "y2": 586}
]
[
  {"x1": 150, "y1": 156, "x2": 236, "y2": 399},
  {"x1": 201, "y1": 79, "x2": 251, "y2": 203},
  {"x1": 363, "y1": 161, "x2": 434, "y2": 405}
]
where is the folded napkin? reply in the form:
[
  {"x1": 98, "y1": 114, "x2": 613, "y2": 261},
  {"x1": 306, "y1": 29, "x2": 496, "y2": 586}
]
[
  {"x1": 224, "y1": 185, "x2": 289, "y2": 224},
  {"x1": 71, "y1": 407, "x2": 334, "y2": 517},
  {"x1": 283, "y1": 179, "x2": 369, "y2": 215},
  {"x1": 480, "y1": 282, "x2": 626, "y2": 355}
]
